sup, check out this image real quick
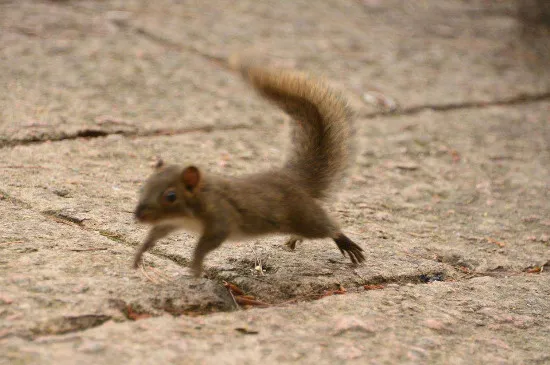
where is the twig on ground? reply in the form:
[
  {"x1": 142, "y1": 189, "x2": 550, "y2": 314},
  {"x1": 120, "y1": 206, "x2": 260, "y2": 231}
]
[
  {"x1": 139, "y1": 259, "x2": 159, "y2": 284},
  {"x1": 0, "y1": 241, "x2": 25, "y2": 245}
]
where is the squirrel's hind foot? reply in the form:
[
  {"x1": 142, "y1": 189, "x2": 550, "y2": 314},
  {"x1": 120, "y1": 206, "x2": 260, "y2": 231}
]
[{"x1": 333, "y1": 234, "x2": 365, "y2": 265}]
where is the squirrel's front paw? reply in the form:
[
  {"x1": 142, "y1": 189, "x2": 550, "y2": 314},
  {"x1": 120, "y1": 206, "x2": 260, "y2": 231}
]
[
  {"x1": 132, "y1": 253, "x2": 142, "y2": 269},
  {"x1": 190, "y1": 261, "x2": 203, "y2": 278}
]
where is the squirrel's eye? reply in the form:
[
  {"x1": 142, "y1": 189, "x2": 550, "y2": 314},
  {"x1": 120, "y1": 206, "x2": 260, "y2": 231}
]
[{"x1": 163, "y1": 190, "x2": 177, "y2": 203}]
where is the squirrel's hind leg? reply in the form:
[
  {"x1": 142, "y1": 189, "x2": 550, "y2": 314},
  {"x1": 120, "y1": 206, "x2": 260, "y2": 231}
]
[{"x1": 284, "y1": 236, "x2": 303, "y2": 251}]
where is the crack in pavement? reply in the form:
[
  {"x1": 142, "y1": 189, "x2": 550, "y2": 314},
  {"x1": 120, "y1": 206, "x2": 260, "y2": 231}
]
[
  {"x1": 360, "y1": 91, "x2": 550, "y2": 119},
  {"x1": 116, "y1": 22, "x2": 228, "y2": 66},
  {"x1": 3, "y1": 19, "x2": 550, "y2": 149},
  {"x1": 3, "y1": 91, "x2": 550, "y2": 149},
  {"x1": 122, "y1": 25, "x2": 550, "y2": 119},
  {"x1": 118, "y1": 23, "x2": 550, "y2": 119},
  {"x1": 1, "y1": 187, "x2": 546, "y2": 310},
  {"x1": 0, "y1": 188, "x2": 192, "y2": 277},
  {"x1": 1, "y1": 189, "x2": 192, "y2": 277},
  {"x1": 29, "y1": 315, "x2": 112, "y2": 338},
  {"x1": 0, "y1": 124, "x2": 251, "y2": 149}
]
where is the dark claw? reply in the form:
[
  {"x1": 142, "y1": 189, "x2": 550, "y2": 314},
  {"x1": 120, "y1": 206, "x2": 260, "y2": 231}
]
[{"x1": 333, "y1": 234, "x2": 365, "y2": 265}]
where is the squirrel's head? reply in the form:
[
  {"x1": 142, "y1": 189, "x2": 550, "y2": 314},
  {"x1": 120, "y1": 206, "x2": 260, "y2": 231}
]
[{"x1": 134, "y1": 160, "x2": 202, "y2": 224}]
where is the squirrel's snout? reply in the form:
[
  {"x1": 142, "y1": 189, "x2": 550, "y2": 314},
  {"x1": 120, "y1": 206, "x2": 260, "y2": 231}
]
[{"x1": 134, "y1": 203, "x2": 153, "y2": 222}]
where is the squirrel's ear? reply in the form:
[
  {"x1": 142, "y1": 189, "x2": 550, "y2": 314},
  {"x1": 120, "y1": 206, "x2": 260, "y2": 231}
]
[
  {"x1": 154, "y1": 158, "x2": 164, "y2": 170},
  {"x1": 181, "y1": 166, "x2": 201, "y2": 191}
]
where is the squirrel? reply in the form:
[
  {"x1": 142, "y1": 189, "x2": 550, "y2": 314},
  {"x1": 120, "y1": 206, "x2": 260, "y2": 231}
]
[{"x1": 132, "y1": 57, "x2": 365, "y2": 276}]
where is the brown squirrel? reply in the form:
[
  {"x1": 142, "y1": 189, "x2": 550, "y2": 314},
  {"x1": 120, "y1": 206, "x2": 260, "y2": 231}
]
[{"x1": 133, "y1": 57, "x2": 364, "y2": 276}]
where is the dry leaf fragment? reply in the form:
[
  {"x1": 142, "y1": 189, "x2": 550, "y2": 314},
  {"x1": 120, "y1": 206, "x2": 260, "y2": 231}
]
[
  {"x1": 234, "y1": 297, "x2": 269, "y2": 307},
  {"x1": 450, "y1": 150, "x2": 461, "y2": 163},
  {"x1": 126, "y1": 305, "x2": 152, "y2": 321},
  {"x1": 486, "y1": 238, "x2": 506, "y2": 247},
  {"x1": 321, "y1": 285, "x2": 347, "y2": 298},
  {"x1": 525, "y1": 266, "x2": 542, "y2": 274},
  {"x1": 223, "y1": 281, "x2": 245, "y2": 296}
]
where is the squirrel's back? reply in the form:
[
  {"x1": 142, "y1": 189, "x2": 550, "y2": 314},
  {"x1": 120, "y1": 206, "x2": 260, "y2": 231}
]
[{"x1": 232, "y1": 59, "x2": 355, "y2": 200}]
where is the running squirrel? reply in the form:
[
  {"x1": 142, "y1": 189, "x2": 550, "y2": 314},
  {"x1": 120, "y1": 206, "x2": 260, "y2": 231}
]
[{"x1": 133, "y1": 57, "x2": 365, "y2": 276}]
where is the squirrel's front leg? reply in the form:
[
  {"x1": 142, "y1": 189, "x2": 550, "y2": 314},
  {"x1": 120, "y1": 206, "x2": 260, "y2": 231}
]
[
  {"x1": 190, "y1": 226, "x2": 229, "y2": 277},
  {"x1": 133, "y1": 225, "x2": 176, "y2": 268},
  {"x1": 284, "y1": 236, "x2": 303, "y2": 251}
]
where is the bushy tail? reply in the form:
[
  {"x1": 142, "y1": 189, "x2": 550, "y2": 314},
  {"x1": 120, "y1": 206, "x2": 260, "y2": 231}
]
[{"x1": 231, "y1": 58, "x2": 354, "y2": 200}]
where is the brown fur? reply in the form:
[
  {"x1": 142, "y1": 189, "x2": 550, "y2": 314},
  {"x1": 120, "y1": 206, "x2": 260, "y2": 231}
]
[{"x1": 133, "y1": 58, "x2": 364, "y2": 276}]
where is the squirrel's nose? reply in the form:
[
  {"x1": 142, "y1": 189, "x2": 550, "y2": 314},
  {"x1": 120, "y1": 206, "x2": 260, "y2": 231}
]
[{"x1": 134, "y1": 203, "x2": 151, "y2": 221}]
